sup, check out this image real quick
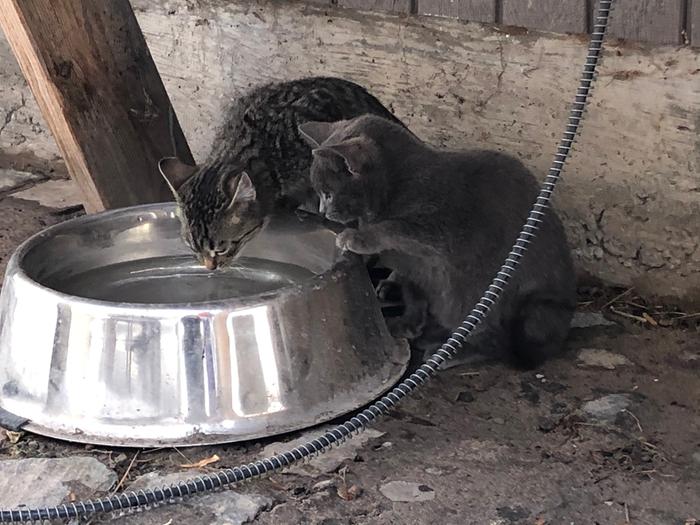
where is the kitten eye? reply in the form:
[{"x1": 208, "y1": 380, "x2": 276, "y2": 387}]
[{"x1": 322, "y1": 192, "x2": 333, "y2": 202}]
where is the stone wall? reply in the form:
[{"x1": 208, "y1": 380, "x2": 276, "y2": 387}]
[{"x1": 0, "y1": 0, "x2": 698, "y2": 303}]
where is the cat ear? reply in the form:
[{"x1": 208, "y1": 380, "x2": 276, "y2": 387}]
[
  {"x1": 316, "y1": 136, "x2": 376, "y2": 178},
  {"x1": 158, "y1": 157, "x2": 197, "y2": 194},
  {"x1": 226, "y1": 171, "x2": 257, "y2": 207},
  {"x1": 298, "y1": 121, "x2": 337, "y2": 147}
]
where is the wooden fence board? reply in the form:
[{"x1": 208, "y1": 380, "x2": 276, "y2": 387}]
[
  {"x1": 502, "y1": 0, "x2": 587, "y2": 34},
  {"x1": 417, "y1": 0, "x2": 496, "y2": 23},
  {"x1": 338, "y1": 0, "x2": 412, "y2": 13},
  {"x1": 689, "y1": 0, "x2": 699, "y2": 46},
  {"x1": 593, "y1": 0, "x2": 684, "y2": 45}
]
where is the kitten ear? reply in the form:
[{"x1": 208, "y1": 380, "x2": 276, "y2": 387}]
[
  {"x1": 316, "y1": 136, "x2": 376, "y2": 178},
  {"x1": 298, "y1": 121, "x2": 337, "y2": 147},
  {"x1": 226, "y1": 171, "x2": 257, "y2": 207},
  {"x1": 158, "y1": 157, "x2": 197, "y2": 194}
]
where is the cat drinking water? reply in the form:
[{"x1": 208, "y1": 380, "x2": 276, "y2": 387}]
[{"x1": 159, "y1": 77, "x2": 405, "y2": 270}]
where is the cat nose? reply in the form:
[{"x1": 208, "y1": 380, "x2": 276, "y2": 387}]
[{"x1": 203, "y1": 255, "x2": 217, "y2": 270}]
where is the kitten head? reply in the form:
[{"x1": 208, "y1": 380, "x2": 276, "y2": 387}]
[
  {"x1": 298, "y1": 118, "x2": 385, "y2": 224},
  {"x1": 159, "y1": 157, "x2": 263, "y2": 270}
]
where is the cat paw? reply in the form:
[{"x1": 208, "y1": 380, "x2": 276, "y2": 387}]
[
  {"x1": 336, "y1": 228, "x2": 378, "y2": 254},
  {"x1": 386, "y1": 317, "x2": 423, "y2": 340},
  {"x1": 376, "y1": 278, "x2": 402, "y2": 302}
]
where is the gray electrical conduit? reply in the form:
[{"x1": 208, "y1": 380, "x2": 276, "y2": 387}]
[{"x1": 0, "y1": 2, "x2": 613, "y2": 522}]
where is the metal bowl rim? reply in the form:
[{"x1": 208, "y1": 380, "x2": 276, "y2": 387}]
[{"x1": 6, "y1": 202, "x2": 355, "y2": 311}]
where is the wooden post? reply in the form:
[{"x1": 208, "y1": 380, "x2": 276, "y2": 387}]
[{"x1": 0, "y1": 0, "x2": 194, "y2": 212}]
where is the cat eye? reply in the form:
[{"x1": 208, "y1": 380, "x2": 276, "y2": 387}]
[{"x1": 322, "y1": 192, "x2": 333, "y2": 202}]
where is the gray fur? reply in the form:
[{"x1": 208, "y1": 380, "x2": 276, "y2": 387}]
[
  {"x1": 160, "y1": 77, "x2": 404, "y2": 270},
  {"x1": 301, "y1": 115, "x2": 576, "y2": 368}
]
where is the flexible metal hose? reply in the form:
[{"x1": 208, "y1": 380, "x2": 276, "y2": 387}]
[{"x1": 0, "y1": 2, "x2": 613, "y2": 522}]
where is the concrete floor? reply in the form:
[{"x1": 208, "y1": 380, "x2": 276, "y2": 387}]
[{"x1": 0, "y1": 176, "x2": 698, "y2": 525}]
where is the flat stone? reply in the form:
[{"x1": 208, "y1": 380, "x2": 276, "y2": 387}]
[
  {"x1": 578, "y1": 348, "x2": 633, "y2": 369},
  {"x1": 0, "y1": 457, "x2": 117, "y2": 508},
  {"x1": 0, "y1": 168, "x2": 42, "y2": 193},
  {"x1": 12, "y1": 179, "x2": 83, "y2": 209},
  {"x1": 582, "y1": 394, "x2": 631, "y2": 423},
  {"x1": 311, "y1": 479, "x2": 336, "y2": 492},
  {"x1": 570, "y1": 312, "x2": 617, "y2": 329},
  {"x1": 124, "y1": 472, "x2": 272, "y2": 525},
  {"x1": 260, "y1": 426, "x2": 385, "y2": 477},
  {"x1": 265, "y1": 503, "x2": 306, "y2": 523},
  {"x1": 380, "y1": 481, "x2": 435, "y2": 502}
]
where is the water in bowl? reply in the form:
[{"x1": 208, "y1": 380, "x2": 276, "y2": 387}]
[{"x1": 50, "y1": 255, "x2": 315, "y2": 304}]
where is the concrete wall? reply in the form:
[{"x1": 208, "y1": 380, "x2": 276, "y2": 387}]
[{"x1": 0, "y1": 0, "x2": 698, "y2": 303}]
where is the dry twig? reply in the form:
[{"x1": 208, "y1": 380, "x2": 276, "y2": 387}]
[
  {"x1": 610, "y1": 307, "x2": 648, "y2": 323},
  {"x1": 602, "y1": 288, "x2": 634, "y2": 309},
  {"x1": 112, "y1": 451, "x2": 140, "y2": 494},
  {"x1": 622, "y1": 409, "x2": 643, "y2": 434},
  {"x1": 179, "y1": 454, "x2": 220, "y2": 469}
]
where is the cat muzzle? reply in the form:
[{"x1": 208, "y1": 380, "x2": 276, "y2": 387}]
[{"x1": 203, "y1": 255, "x2": 218, "y2": 270}]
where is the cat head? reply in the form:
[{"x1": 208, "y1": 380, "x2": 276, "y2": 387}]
[
  {"x1": 158, "y1": 157, "x2": 263, "y2": 270},
  {"x1": 298, "y1": 117, "x2": 385, "y2": 224}
]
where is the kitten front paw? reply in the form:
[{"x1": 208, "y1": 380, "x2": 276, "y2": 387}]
[
  {"x1": 386, "y1": 317, "x2": 423, "y2": 340},
  {"x1": 376, "y1": 278, "x2": 402, "y2": 302},
  {"x1": 335, "y1": 228, "x2": 378, "y2": 254}
]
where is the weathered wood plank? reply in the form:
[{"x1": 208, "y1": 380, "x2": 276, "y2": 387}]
[
  {"x1": 2, "y1": 0, "x2": 699, "y2": 302},
  {"x1": 0, "y1": 0, "x2": 193, "y2": 212},
  {"x1": 690, "y1": 0, "x2": 700, "y2": 46},
  {"x1": 502, "y1": 0, "x2": 587, "y2": 34},
  {"x1": 417, "y1": 0, "x2": 496, "y2": 23},
  {"x1": 417, "y1": 0, "x2": 458, "y2": 18},
  {"x1": 338, "y1": 0, "x2": 412, "y2": 13},
  {"x1": 593, "y1": 0, "x2": 684, "y2": 45}
]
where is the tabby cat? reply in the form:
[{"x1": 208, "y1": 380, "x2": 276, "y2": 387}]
[
  {"x1": 299, "y1": 115, "x2": 576, "y2": 368},
  {"x1": 159, "y1": 77, "x2": 404, "y2": 270}
]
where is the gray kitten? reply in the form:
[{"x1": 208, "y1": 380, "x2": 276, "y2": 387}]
[
  {"x1": 299, "y1": 115, "x2": 576, "y2": 368},
  {"x1": 159, "y1": 77, "x2": 404, "y2": 269}
]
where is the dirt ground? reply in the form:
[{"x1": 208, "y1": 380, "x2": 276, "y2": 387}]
[{"x1": 0, "y1": 191, "x2": 698, "y2": 525}]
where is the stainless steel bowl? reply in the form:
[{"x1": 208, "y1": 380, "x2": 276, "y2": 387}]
[{"x1": 0, "y1": 203, "x2": 408, "y2": 447}]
